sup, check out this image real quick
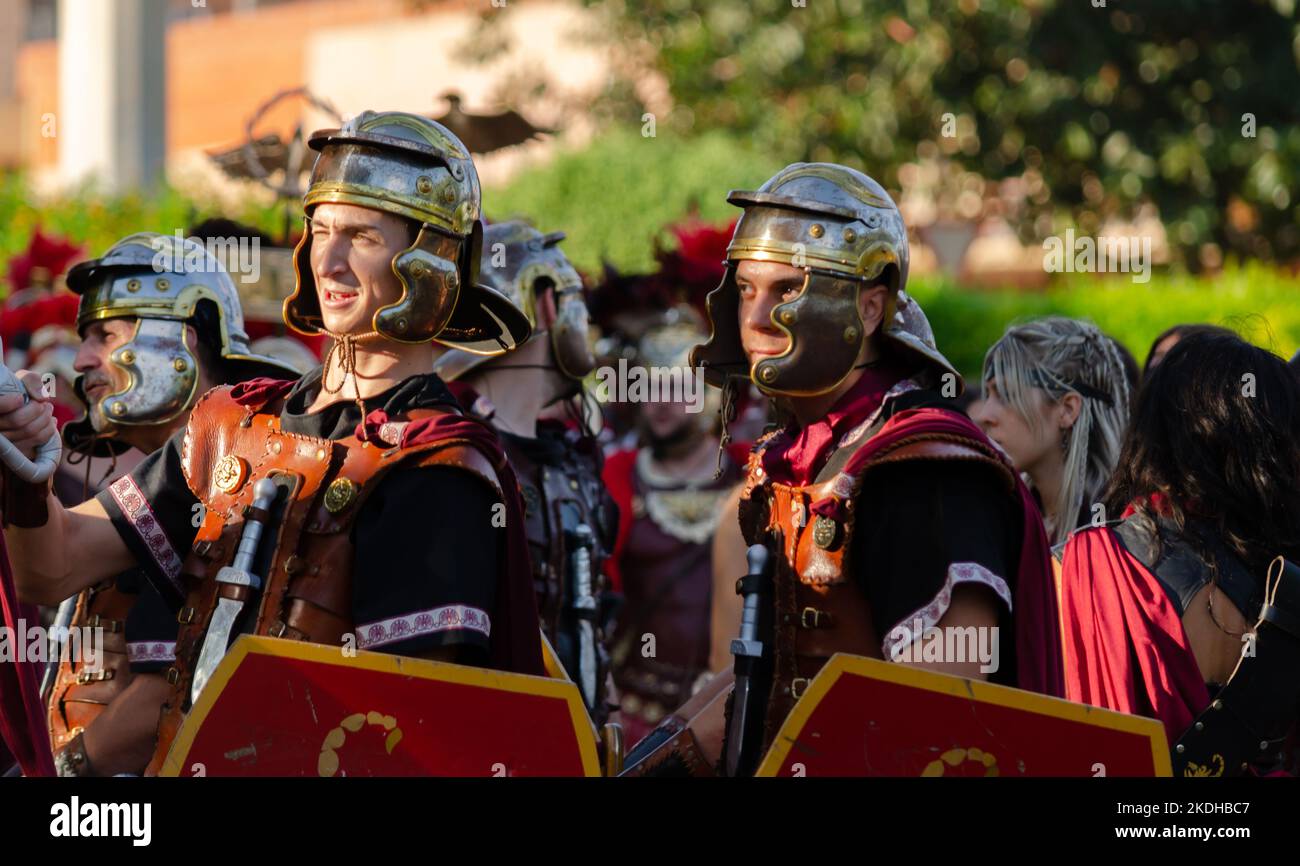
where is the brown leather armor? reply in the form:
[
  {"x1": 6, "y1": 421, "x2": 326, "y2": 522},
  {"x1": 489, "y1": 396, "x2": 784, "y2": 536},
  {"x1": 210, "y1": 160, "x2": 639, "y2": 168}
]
[
  {"x1": 145, "y1": 385, "x2": 505, "y2": 774},
  {"x1": 738, "y1": 421, "x2": 1014, "y2": 755},
  {"x1": 47, "y1": 582, "x2": 136, "y2": 753}
]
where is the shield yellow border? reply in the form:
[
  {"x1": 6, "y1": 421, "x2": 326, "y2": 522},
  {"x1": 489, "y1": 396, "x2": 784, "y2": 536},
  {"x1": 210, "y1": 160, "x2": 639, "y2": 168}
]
[
  {"x1": 755, "y1": 653, "x2": 1172, "y2": 777},
  {"x1": 160, "y1": 635, "x2": 602, "y2": 777}
]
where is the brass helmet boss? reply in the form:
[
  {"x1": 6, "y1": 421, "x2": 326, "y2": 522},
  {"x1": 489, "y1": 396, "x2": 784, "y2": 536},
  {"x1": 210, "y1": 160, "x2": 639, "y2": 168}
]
[
  {"x1": 691, "y1": 162, "x2": 961, "y2": 398},
  {"x1": 64, "y1": 232, "x2": 301, "y2": 456},
  {"x1": 285, "y1": 110, "x2": 531, "y2": 351},
  {"x1": 434, "y1": 220, "x2": 595, "y2": 385}
]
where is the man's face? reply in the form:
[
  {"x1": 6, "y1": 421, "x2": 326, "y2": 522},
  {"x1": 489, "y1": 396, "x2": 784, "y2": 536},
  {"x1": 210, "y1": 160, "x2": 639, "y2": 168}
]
[
  {"x1": 308, "y1": 202, "x2": 412, "y2": 335},
  {"x1": 74, "y1": 317, "x2": 137, "y2": 429},
  {"x1": 735, "y1": 259, "x2": 802, "y2": 366},
  {"x1": 642, "y1": 387, "x2": 695, "y2": 440}
]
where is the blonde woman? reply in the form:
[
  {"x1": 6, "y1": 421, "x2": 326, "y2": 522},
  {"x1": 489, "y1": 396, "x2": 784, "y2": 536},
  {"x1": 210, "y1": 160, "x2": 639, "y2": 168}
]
[{"x1": 971, "y1": 317, "x2": 1132, "y2": 545}]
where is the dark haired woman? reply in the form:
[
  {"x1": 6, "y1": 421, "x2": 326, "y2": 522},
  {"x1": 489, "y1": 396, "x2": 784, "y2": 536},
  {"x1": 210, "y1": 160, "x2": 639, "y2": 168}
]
[{"x1": 1059, "y1": 333, "x2": 1300, "y2": 775}]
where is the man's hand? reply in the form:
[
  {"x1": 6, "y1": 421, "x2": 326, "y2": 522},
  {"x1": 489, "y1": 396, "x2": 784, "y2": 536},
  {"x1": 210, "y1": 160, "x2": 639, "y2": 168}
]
[{"x1": 0, "y1": 369, "x2": 58, "y2": 461}]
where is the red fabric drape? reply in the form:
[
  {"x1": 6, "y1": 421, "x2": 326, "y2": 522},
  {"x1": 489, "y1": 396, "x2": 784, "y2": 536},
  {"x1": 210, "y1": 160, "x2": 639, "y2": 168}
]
[
  {"x1": 1059, "y1": 525, "x2": 1210, "y2": 743},
  {"x1": 0, "y1": 530, "x2": 56, "y2": 776}
]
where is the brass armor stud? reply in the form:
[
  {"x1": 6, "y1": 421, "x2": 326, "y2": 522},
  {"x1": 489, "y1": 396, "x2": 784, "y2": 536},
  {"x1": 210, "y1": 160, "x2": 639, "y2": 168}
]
[
  {"x1": 119, "y1": 350, "x2": 136, "y2": 365},
  {"x1": 325, "y1": 477, "x2": 359, "y2": 513},
  {"x1": 156, "y1": 278, "x2": 170, "y2": 290},
  {"x1": 808, "y1": 223, "x2": 824, "y2": 238},
  {"x1": 843, "y1": 227, "x2": 857, "y2": 243},
  {"x1": 126, "y1": 278, "x2": 142, "y2": 292},
  {"x1": 212, "y1": 454, "x2": 249, "y2": 493},
  {"x1": 843, "y1": 325, "x2": 860, "y2": 344},
  {"x1": 416, "y1": 175, "x2": 434, "y2": 195},
  {"x1": 173, "y1": 357, "x2": 187, "y2": 372},
  {"x1": 110, "y1": 401, "x2": 127, "y2": 416},
  {"x1": 779, "y1": 309, "x2": 796, "y2": 326},
  {"x1": 813, "y1": 515, "x2": 838, "y2": 549},
  {"x1": 759, "y1": 364, "x2": 777, "y2": 384}
]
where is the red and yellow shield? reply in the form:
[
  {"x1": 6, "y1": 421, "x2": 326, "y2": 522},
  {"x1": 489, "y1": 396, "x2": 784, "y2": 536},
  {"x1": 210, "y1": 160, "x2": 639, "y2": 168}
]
[
  {"x1": 159, "y1": 636, "x2": 601, "y2": 777},
  {"x1": 756, "y1": 654, "x2": 1171, "y2": 777}
]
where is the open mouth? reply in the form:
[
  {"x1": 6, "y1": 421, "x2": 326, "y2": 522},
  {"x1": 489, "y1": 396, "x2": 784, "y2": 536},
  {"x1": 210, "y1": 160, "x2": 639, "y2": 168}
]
[{"x1": 321, "y1": 287, "x2": 360, "y2": 308}]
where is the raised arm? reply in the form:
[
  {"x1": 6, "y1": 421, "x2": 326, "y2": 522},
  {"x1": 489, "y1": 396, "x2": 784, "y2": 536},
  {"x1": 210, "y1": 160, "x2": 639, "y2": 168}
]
[{"x1": 5, "y1": 488, "x2": 137, "y2": 606}]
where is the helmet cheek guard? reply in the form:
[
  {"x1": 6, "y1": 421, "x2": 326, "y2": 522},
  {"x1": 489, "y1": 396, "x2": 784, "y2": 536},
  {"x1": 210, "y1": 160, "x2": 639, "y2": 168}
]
[
  {"x1": 90, "y1": 318, "x2": 198, "y2": 431},
  {"x1": 383, "y1": 226, "x2": 464, "y2": 343},
  {"x1": 755, "y1": 271, "x2": 866, "y2": 397},
  {"x1": 691, "y1": 264, "x2": 747, "y2": 389}
]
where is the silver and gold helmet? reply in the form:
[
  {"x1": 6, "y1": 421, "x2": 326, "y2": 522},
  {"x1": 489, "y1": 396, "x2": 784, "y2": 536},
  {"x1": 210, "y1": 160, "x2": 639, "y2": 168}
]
[
  {"x1": 286, "y1": 110, "x2": 531, "y2": 351},
  {"x1": 433, "y1": 220, "x2": 594, "y2": 384},
  {"x1": 63, "y1": 232, "x2": 301, "y2": 456},
  {"x1": 691, "y1": 162, "x2": 960, "y2": 397}
]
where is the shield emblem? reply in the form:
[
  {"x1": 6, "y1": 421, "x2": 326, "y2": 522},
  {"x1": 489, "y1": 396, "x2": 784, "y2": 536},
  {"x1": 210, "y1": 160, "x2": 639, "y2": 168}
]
[
  {"x1": 756, "y1": 654, "x2": 1171, "y2": 777},
  {"x1": 159, "y1": 636, "x2": 601, "y2": 777}
]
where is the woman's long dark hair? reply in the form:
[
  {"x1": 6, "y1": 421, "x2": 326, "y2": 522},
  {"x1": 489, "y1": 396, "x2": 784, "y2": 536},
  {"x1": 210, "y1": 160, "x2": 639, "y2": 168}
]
[{"x1": 1105, "y1": 332, "x2": 1300, "y2": 577}]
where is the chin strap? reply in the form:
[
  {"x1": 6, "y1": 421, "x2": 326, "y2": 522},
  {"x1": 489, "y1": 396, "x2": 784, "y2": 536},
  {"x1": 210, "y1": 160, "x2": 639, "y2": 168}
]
[
  {"x1": 65, "y1": 433, "x2": 119, "y2": 502},
  {"x1": 321, "y1": 329, "x2": 382, "y2": 419},
  {"x1": 713, "y1": 378, "x2": 740, "y2": 481}
]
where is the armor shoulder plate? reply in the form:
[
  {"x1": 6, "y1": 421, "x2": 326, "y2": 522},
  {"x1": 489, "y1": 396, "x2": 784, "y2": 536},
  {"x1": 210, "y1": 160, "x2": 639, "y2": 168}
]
[
  {"x1": 860, "y1": 436, "x2": 1016, "y2": 492},
  {"x1": 408, "y1": 440, "x2": 504, "y2": 500},
  {"x1": 180, "y1": 385, "x2": 252, "y2": 504}
]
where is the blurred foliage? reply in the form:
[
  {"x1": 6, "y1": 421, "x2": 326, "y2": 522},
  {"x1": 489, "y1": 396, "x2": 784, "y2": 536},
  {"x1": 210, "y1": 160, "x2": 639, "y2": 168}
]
[
  {"x1": 486, "y1": 127, "x2": 776, "y2": 272},
  {"x1": 0, "y1": 172, "x2": 285, "y2": 291},
  {"x1": 910, "y1": 259, "x2": 1300, "y2": 377},
  {"x1": 580, "y1": 0, "x2": 1300, "y2": 267}
]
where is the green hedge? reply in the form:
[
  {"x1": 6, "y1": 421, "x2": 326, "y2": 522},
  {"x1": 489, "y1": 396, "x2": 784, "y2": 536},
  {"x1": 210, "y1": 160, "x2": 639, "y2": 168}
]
[
  {"x1": 486, "y1": 128, "x2": 776, "y2": 273},
  {"x1": 908, "y1": 261, "x2": 1300, "y2": 377},
  {"x1": 0, "y1": 173, "x2": 284, "y2": 269}
]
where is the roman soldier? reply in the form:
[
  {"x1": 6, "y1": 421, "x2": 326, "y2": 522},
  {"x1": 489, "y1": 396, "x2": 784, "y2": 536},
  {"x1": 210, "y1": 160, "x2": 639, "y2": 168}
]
[
  {"x1": 626, "y1": 163, "x2": 1064, "y2": 776},
  {"x1": 42, "y1": 232, "x2": 301, "y2": 777},
  {"x1": 603, "y1": 307, "x2": 746, "y2": 747},
  {"x1": 0, "y1": 110, "x2": 542, "y2": 776},
  {"x1": 434, "y1": 220, "x2": 620, "y2": 725}
]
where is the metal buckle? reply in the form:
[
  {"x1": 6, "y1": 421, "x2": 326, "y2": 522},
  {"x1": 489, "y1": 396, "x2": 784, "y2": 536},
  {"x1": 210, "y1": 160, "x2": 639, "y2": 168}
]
[
  {"x1": 790, "y1": 498, "x2": 806, "y2": 529},
  {"x1": 178, "y1": 607, "x2": 197, "y2": 624},
  {"x1": 85, "y1": 615, "x2": 122, "y2": 634},
  {"x1": 165, "y1": 667, "x2": 180, "y2": 685},
  {"x1": 75, "y1": 669, "x2": 114, "y2": 685},
  {"x1": 268, "y1": 621, "x2": 288, "y2": 638},
  {"x1": 791, "y1": 677, "x2": 810, "y2": 700},
  {"x1": 800, "y1": 607, "x2": 831, "y2": 629}
]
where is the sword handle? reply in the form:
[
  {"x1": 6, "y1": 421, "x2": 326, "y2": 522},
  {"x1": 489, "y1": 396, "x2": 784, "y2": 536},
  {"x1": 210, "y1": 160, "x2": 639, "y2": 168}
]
[
  {"x1": 724, "y1": 543, "x2": 774, "y2": 777},
  {"x1": 229, "y1": 478, "x2": 278, "y2": 575}
]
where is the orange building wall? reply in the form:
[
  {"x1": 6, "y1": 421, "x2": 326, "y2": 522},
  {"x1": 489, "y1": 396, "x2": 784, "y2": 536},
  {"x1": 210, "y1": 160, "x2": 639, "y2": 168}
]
[{"x1": 15, "y1": 0, "x2": 443, "y2": 171}]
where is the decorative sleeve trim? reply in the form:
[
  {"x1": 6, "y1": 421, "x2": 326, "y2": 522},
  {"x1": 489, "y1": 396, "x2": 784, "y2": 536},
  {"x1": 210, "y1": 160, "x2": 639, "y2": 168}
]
[
  {"x1": 880, "y1": 561, "x2": 1012, "y2": 660},
  {"x1": 127, "y1": 641, "x2": 176, "y2": 663},
  {"x1": 107, "y1": 475, "x2": 184, "y2": 594},
  {"x1": 355, "y1": 604, "x2": 491, "y2": 650}
]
